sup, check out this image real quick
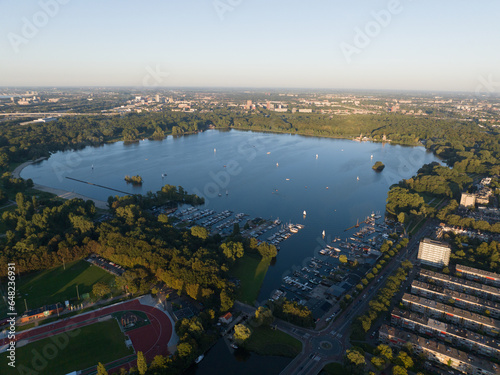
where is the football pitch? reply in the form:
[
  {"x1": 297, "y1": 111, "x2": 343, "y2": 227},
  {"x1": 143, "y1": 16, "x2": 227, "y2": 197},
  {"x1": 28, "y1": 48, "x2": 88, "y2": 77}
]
[
  {"x1": 0, "y1": 318, "x2": 133, "y2": 375},
  {"x1": 0, "y1": 259, "x2": 115, "y2": 317}
]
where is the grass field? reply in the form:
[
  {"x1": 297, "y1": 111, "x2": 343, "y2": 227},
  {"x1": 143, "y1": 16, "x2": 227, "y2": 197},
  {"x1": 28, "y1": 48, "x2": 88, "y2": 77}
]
[
  {"x1": 0, "y1": 319, "x2": 133, "y2": 375},
  {"x1": 5, "y1": 260, "x2": 115, "y2": 315},
  {"x1": 321, "y1": 362, "x2": 347, "y2": 375},
  {"x1": 243, "y1": 326, "x2": 302, "y2": 358},
  {"x1": 230, "y1": 253, "x2": 271, "y2": 304}
]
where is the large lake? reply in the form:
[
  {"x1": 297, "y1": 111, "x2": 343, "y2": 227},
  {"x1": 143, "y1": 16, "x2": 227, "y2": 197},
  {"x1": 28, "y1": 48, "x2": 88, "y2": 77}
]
[
  {"x1": 22, "y1": 129, "x2": 441, "y2": 301},
  {"x1": 22, "y1": 129, "x2": 442, "y2": 374}
]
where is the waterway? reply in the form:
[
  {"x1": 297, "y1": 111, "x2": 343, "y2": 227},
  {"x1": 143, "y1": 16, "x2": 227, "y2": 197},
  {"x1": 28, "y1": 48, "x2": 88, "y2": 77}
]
[
  {"x1": 21, "y1": 129, "x2": 442, "y2": 303},
  {"x1": 184, "y1": 338, "x2": 292, "y2": 375}
]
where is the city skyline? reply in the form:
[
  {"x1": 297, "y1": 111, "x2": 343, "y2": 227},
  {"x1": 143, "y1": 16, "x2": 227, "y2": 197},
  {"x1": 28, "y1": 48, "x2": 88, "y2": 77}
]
[{"x1": 1, "y1": 0, "x2": 500, "y2": 92}]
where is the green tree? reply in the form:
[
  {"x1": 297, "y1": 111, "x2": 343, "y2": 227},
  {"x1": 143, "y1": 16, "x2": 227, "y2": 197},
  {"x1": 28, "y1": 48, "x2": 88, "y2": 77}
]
[
  {"x1": 371, "y1": 356, "x2": 386, "y2": 370},
  {"x1": 254, "y1": 306, "x2": 274, "y2": 326},
  {"x1": 150, "y1": 355, "x2": 168, "y2": 369},
  {"x1": 96, "y1": 362, "x2": 108, "y2": 375},
  {"x1": 177, "y1": 342, "x2": 193, "y2": 357},
  {"x1": 397, "y1": 212, "x2": 406, "y2": 224},
  {"x1": 221, "y1": 241, "x2": 244, "y2": 261},
  {"x1": 92, "y1": 282, "x2": 111, "y2": 298},
  {"x1": 339, "y1": 254, "x2": 348, "y2": 263},
  {"x1": 392, "y1": 365, "x2": 408, "y2": 375},
  {"x1": 376, "y1": 344, "x2": 393, "y2": 362},
  {"x1": 220, "y1": 289, "x2": 234, "y2": 311},
  {"x1": 395, "y1": 351, "x2": 413, "y2": 369},
  {"x1": 257, "y1": 242, "x2": 278, "y2": 258},
  {"x1": 234, "y1": 324, "x2": 252, "y2": 343},
  {"x1": 345, "y1": 349, "x2": 365, "y2": 374},
  {"x1": 137, "y1": 351, "x2": 147, "y2": 375},
  {"x1": 191, "y1": 226, "x2": 209, "y2": 240}
]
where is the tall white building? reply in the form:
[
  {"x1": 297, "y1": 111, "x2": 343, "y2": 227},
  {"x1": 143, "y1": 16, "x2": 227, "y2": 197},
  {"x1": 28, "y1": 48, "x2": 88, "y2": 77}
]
[{"x1": 417, "y1": 238, "x2": 451, "y2": 267}]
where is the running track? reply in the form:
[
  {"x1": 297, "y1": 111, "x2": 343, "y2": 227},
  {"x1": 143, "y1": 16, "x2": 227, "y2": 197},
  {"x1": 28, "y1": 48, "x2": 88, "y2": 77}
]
[{"x1": 1, "y1": 299, "x2": 173, "y2": 372}]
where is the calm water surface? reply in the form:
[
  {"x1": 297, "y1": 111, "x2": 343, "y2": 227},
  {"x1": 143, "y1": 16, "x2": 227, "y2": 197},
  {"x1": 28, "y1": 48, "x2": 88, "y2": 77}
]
[
  {"x1": 22, "y1": 130, "x2": 442, "y2": 373},
  {"x1": 22, "y1": 130, "x2": 442, "y2": 302}
]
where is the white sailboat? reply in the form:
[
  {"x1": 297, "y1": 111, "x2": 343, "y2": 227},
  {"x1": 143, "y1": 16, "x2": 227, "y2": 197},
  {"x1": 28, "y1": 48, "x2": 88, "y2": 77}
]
[
  {"x1": 276, "y1": 162, "x2": 279, "y2": 167},
  {"x1": 316, "y1": 154, "x2": 318, "y2": 159},
  {"x1": 214, "y1": 148, "x2": 216, "y2": 153},
  {"x1": 370, "y1": 154, "x2": 373, "y2": 159},
  {"x1": 357, "y1": 176, "x2": 359, "y2": 181},
  {"x1": 303, "y1": 210, "x2": 307, "y2": 216},
  {"x1": 322, "y1": 230, "x2": 325, "y2": 237}
]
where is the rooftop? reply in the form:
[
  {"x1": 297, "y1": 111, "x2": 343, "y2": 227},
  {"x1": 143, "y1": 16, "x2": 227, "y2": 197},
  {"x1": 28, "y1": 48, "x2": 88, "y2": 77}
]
[
  {"x1": 379, "y1": 324, "x2": 500, "y2": 375},
  {"x1": 420, "y1": 269, "x2": 500, "y2": 296},
  {"x1": 456, "y1": 264, "x2": 500, "y2": 281},
  {"x1": 402, "y1": 293, "x2": 500, "y2": 330}
]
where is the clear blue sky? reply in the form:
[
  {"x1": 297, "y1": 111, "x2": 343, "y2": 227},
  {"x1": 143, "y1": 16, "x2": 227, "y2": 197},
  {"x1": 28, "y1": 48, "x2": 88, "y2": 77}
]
[{"x1": 1, "y1": 0, "x2": 499, "y2": 91}]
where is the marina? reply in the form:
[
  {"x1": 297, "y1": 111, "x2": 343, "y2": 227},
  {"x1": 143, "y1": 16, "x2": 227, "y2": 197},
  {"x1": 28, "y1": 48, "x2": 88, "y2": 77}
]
[{"x1": 20, "y1": 129, "x2": 442, "y2": 302}]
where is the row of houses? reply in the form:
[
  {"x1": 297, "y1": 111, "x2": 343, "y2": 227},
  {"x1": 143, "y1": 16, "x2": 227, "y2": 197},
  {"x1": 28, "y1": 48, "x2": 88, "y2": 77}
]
[
  {"x1": 380, "y1": 325, "x2": 500, "y2": 375},
  {"x1": 402, "y1": 292, "x2": 500, "y2": 337},
  {"x1": 411, "y1": 279, "x2": 500, "y2": 318},
  {"x1": 419, "y1": 268, "x2": 500, "y2": 302},
  {"x1": 391, "y1": 307, "x2": 500, "y2": 359},
  {"x1": 381, "y1": 266, "x2": 500, "y2": 374},
  {"x1": 456, "y1": 264, "x2": 500, "y2": 288}
]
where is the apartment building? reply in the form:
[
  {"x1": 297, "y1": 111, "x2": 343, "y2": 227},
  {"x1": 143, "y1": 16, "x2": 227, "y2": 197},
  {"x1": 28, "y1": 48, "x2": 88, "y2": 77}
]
[
  {"x1": 379, "y1": 325, "x2": 500, "y2": 375},
  {"x1": 411, "y1": 279, "x2": 500, "y2": 318},
  {"x1": 402, "y1": 293, "x2": 500, "y2": 336},
  {"x1": 419, "y1": 269, "x2": 500, "y2": 302},
  {"x1": 456, "y1": 264, "x2": 500, "y2": 288},
  {"x1": 417, "y1": 238, "x2": 451, "y2": 267},
  {"x1": 391, "y1": 307, "x2": 500, "y2": 358}
]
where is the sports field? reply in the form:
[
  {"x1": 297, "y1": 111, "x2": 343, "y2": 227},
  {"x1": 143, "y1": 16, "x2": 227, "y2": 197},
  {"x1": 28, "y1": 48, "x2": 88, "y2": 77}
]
[
  {"x1": 2, "y1": 259, "x2": 115, "y2": 315},
  {"x1": 0, "y1": 319, "x2": 133, "y2": 375}
]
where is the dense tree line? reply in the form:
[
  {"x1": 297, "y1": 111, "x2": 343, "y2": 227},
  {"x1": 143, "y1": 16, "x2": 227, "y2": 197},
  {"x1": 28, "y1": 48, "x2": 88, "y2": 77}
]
[
  {"x1": 352, "y1": 263, "x2": 412, "y2": 337},
  {"x1": 269, "y1": 298, "x2": 314, "y2": 327}
]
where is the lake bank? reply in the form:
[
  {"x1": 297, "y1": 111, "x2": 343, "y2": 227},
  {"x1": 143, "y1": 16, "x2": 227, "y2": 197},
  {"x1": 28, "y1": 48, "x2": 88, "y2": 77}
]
[
  {"x1": 20, "y1": 129, "x2": 443, "y2": 302},
  {"x1": 12, "y1": 157, "x2": 108, "y2": 209}
]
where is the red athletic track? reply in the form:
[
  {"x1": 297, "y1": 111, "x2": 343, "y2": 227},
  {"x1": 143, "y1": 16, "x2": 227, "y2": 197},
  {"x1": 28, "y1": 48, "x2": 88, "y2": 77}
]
[{"x1": 1, "y1": 299, "x2": 173, "y2": 373}]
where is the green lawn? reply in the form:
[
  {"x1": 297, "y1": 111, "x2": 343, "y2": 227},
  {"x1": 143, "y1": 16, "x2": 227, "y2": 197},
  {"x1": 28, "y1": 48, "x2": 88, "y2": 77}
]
[
  {"x1": 0, "y1": 319, "x2": 133, "y2": 375},
  {"x1": 243, "y1": 326, "x2": 302, "y2": 358},
  {"x1": 230, "y1": 253, "x2": 271, "y2": 304},
  {"x1": 321, "y1": 362, "x2": 347, "y2": 375},
  {"x1": 11, "y1": 260, "x2": 114, "y2": 315}
]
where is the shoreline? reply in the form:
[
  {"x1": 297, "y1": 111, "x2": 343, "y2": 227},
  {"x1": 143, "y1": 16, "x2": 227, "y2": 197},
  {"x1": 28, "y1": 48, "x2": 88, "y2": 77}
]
[
  {"x1": 8, "y1": 129, "x2": 435, "y2": 212},
  {"x1": 11, "y1": 157, "x2": 109, "y2": 210}
]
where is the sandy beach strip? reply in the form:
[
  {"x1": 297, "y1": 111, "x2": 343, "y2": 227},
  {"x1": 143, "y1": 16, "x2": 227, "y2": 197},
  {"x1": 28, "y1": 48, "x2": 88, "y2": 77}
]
[{"x1": 11, "y1": 158, "x2": 109, "y2": 210}]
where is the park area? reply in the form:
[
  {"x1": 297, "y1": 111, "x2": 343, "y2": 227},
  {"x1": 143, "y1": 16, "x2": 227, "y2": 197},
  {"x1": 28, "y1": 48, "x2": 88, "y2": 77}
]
[
  {"x1": 0, "y1": 259, "x2": 116, "y2": 318},
  {"x1": 0, "y1": 319, "x2": 133, "y2": 375},
  {"x1": 244, "y1": 326, "x2": 302, "y2": 358},
  {"x1": 230, "y1": 253, "x2": 271, "y2": 304}
]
